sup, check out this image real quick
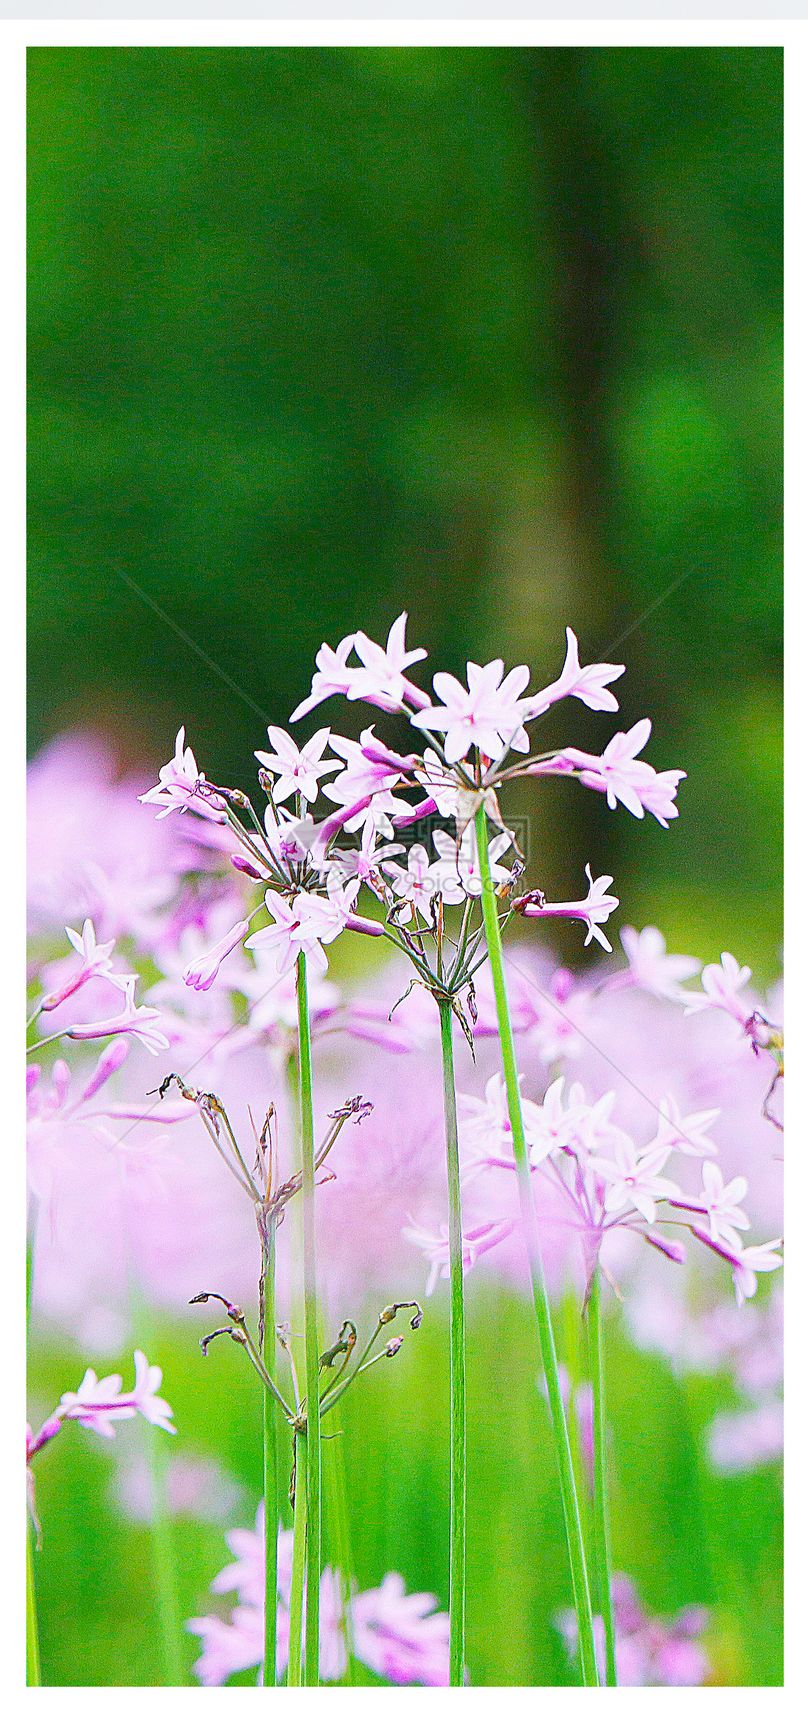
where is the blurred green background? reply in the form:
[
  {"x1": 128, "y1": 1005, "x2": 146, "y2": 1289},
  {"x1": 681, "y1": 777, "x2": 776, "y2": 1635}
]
[
  {"x1": 27, "y1": 46, "x2": 783, "y2": 1688},
  {"x1": 28, "y1": 44, "x2": 782, "y2": 971}
]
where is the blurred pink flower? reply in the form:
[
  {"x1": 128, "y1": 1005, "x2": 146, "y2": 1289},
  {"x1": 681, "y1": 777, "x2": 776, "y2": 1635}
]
[
  {"x1": 557, "y1": 1575, "x2": 710, "y2": 1687},
  {"x1": 64, "y1": 982, "x2": 170, "y2": 1055},
  {"x1": 189, "y1": 1503, "x2": 449, "y2": 1685},
  {"x1": 683, "y1": 952, "x2": 755, "y2": 1026},
  {"x1": 617, "y1": 925, "x2": 701, "y2": 1001}
]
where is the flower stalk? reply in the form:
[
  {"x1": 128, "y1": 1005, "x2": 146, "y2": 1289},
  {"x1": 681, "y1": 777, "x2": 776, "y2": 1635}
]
[
  {"x1": 261, "y1": 1226, "x2": 278, "y2": 1687},
  {"x1": 286, "y1": 1431, "x2": 308, "y2": 1687},
  {"x1": 437, "y1": 996, "x2": 466, "y2": 1686},
  {"x1": 474, "y1": 804, "x2": 599, "y2": 1687},
  {"x1": 27, "y1": 1525, "x2": 41, "y2": 1686},
  {"x1": 588, "y1": 1264, "x2": 617, "y2": 1686},
  {"x1": 296, "y1": 951, "x2": 321, "y2": 1686}
]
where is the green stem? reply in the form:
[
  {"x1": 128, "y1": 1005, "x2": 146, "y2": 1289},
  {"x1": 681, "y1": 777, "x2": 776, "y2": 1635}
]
[
  {"x1": 588, "y1": 1266, "x2": 617, "y2": 1687},
  {"x1": 287, "y1": 1433, "x2": 308, "y2": 1687},
  {"x1": 437, "y1": 997, "x2": 467, "y2": 1686},
  {"x1": 147, "y1": 1429, "x2": 185, "y2": 1685},
  {"x1": 27, "y1": 1524, "x2": 41, "y2": 1686},
  {"x1": 474, "y1": 805, "x2": 598, "y2": 1687},
  {"x1": 296, "y1": 951, "x2": 321, "y2": 1686},
  {"x1": 323, "y1": 1404, "x2": 357, "y2": 1685},
  {"x1": 262, "y1": 1230, "x2": 278, "y2": 1688}
]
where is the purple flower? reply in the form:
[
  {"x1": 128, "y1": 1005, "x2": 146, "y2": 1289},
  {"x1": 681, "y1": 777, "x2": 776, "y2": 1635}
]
[{"x1": 403, "y1": 1216, "x2": 515, "y2": 1295}]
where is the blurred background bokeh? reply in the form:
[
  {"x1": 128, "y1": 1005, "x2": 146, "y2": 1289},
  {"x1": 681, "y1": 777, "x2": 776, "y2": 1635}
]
[
  {"x1": 28, "y1": 44, "x2": 782, "y2": 970},
  {"x1": 27, "y1": 45, "x2": 783, "y2": 1689}
]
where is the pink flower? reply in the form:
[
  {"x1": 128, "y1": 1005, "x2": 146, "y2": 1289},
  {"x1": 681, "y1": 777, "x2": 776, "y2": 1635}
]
[
  {"x1": 459, "y1": 1072, "x2": 553, "y2": 1174},
  {"x1": 290, "y1": 615, "x2": 428, "y2": 721},
  {"x1": 651, "y1": 1095, "x2": 720, "y2": 1158},
  {"x1": 323, "y1": 727, "x2": 406, "y2": 808},
  {"x1": 328, "y1": 819, "x2": 403, "y2": 889},
  {"x1": 57, "y1": 1349, "x2": 175, "y2": 1440},
  {"x1": 691, "y1": 1228, "x2": 783, "y2": 1306},
  {"x1": 139, "y1": 727, "x2": 227, "y2": 822},
  {"x1": 187, "y1": 1608, "x2": 263, "y2": 1686},
  {"x1": 708, "y1": 1399, "x2": 783, "y2": 1472},
  {"x1": 254, "y1": 726, "x2": 340, "y2": 806},
  {"x1": 346, "y1": 612, "x2": 429, "y2": 712},
  {"x1": 411, "y1": 659, "x2": 532, "y2": 764},
  {"x1": 40, "y1": 919, "x2": 135, "y2": 1012},
  {"x1": 525, "y1": 626, "x2": 625, "y2": 718},
  {"x1": 432, "y1": 825, "x2": 513, "y2": 900},
  {"x1": 189, "y1": 1506, "x2": 449, "y2": 1687},
  {"x1": 516, "y1": 865, "x2": 619, "y2": 952},
  {"x1": 590, "y1": 1136, "x2": 677, "y2": 1224},
  {"x1": 290, "y1": 633, "x2": 357, "y2": 722},
  {"x1": 682, "y1": 952, "x2": 755, "y2": 1027},
  {"x1": 403, "y1": 1217, "x2": 514, "y2": 1295},
  {"x1": 618, "y1": 925, "x2": 701, "y2": 1001},
  {"x1": 723, "y1": 1238, "x2": 784, "y2": 1306},
  {"x1": 245, "y1": 887, "x2": 352, "y2": 977},
  {"x1": 352, "y1": 1574, "x2": 450, "y2": 1685},
  {"x1": 183, "y1": 918, "x2": 250, "y2": 992},
  {"x1": 389, "y1": 843, "x2": 438, "y2": 922},
  {"x1": 694, "y1": 1161, "x2": 750, "y2": 1245},
  {"x1": 64, "y1": 981, "x2": 170, "y2": 1055},
  {"x1": 558, "y1": 719, "x2": 686, "y2": 826}
]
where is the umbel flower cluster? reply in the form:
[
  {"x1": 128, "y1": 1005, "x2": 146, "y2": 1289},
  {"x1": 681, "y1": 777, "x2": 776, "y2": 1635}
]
[{"x1": 26, "y1": 614, "x2": 783, "y2": 1690}]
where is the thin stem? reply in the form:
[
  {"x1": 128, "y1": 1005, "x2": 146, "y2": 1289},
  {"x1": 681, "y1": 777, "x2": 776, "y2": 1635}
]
[
  {"x1": 474, "y1": 805, "x2": 598, "y2": 1687},
  {"x1": 27, "y1": 1524, "x2": 41, "y2": 1686},
  {"x1": 147, "y1": 1428, "x2": 185, "y2": 1685},
  {"x1": 262, "y1": 1230, "x2": 278, "y2": 1687},
  {"x1": 296, "y1": 951, "x2": 321, "y2": 1686},
  {"x1": 323, "y1": 1404, "x2": 357, "y2": 1685},
  {"x1": 437, "y1": 997, "x2": 466, "y2": 1686},
  {"x1": 286, "y1": 1433, "x2": 308, "y2": 1687},
  {"x1": 588, "y1": 1266, "x2": 617, "y2": 1687}
]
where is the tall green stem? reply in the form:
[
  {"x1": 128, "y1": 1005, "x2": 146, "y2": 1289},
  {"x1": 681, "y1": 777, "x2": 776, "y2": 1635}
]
[
  {"x1": 147, "y1": 1429, "x2": 184, "y2": 1684},
  {"x1": 588, "y1": 1265, "x2": 616, "y2": 1686},
  {"x1": 296, "y1": 951, "x2": 321, "y2": 1686},
  {"x1": 287, "y1": 1432, "x2": 308, "y2": 1687},
  {"x1": 27, "y1": 1525, "x2": 41, "y2": 1686},
  {"x1": 262, "y1": 1228, "x2": 278, "y2": 1687},
  {"x1": 474, "y1": 806, "x2": 598, "y2": 1687},
  {"x1": 437, "y1": 997, "x2": 467, "y2": 1686}
]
